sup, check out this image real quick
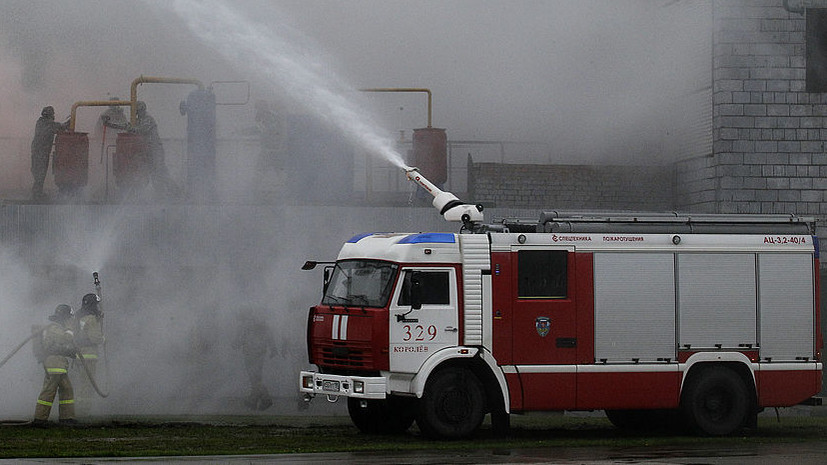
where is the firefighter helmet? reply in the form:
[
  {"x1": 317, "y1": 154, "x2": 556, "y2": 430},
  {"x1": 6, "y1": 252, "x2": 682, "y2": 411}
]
[
  {"x1": 41, "y1": 106, "x2": 55, "y2": 118},
  {"x1": 82, "y1": 293, "x2": 100, "y2": 307},
  {"x1": 50, "y1": 304, "x2": 73, "y2": 322}
]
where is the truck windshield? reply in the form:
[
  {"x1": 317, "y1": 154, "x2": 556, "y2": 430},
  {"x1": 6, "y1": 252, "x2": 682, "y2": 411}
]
[{"x1": 322, "y1": 260, "x2": 399, "y2": 308}]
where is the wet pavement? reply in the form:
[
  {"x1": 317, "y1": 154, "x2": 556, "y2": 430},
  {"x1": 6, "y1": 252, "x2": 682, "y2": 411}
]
[{"x1": 3, "y1": 442, "x2": 827, "y2": 465}]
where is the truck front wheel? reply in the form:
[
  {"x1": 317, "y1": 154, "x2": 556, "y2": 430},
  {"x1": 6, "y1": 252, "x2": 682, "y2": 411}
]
[
  {"x1": 416, "y1": 367, "x2": 486, "y2": 439},
  {"x1": 681, "y1": 365, "x2": 751, "y2": 436},
  {"x1": 347, "y1": 396, "x2": 416, "y2": 434}
]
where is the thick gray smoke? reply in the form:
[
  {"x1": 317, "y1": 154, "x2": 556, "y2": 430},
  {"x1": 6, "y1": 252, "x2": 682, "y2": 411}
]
[
  {"x1": 0, "y1": 1, "x2": 714, "y2": 420},
  {"x1": 0, "y1": 0, "x2": 442, "y2": 420},
  {"x1": 0, "y1": 204, "x2": 456, "y2": 419},
  {"x1": 0, "y1": 1, "x2": 712, "y2": 166}
]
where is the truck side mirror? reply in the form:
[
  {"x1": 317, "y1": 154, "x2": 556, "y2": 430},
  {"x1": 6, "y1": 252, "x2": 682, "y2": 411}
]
[
  {"x1": 322, "y1": 266, "x2": 333, "y2": 294},
  {"x1": 410, "y1": 272, "x2": 422, "y2": 310}
]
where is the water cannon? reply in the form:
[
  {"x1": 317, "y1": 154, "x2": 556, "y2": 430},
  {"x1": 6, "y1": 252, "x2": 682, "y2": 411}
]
[{"x1": 405, "y1": 167, "x2": 484, "y2": 226}]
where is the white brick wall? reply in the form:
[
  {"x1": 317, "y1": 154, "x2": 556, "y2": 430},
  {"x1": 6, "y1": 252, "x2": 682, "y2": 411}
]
[{"x1": 689, "y1": 0, "x2": 827, "y2": 221}]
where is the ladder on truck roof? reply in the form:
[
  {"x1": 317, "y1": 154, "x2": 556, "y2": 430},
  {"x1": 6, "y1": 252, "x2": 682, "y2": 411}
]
[{"x1": 497, "y1": 211, "x2": 817, "y2": 235}]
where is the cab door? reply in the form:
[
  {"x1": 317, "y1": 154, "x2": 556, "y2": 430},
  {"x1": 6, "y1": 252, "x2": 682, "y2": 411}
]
[{"x1": 389, "y1": 267, "x2": 459, "y2": 374}]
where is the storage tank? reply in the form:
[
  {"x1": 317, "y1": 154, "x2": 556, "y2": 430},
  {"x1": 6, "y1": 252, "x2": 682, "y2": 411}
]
[
  {"x1": 114, "y1": 133, "x2": 151, "y2": 191},
  {"x1": 53, "y1": 132, "x2": 89, "y2": 195},
  {"x1": 181, "y1": 87, "x2": 217, "y2": 202},
  {"x1": 412, "y1": 127, "x2": 447, "y2": 187}
]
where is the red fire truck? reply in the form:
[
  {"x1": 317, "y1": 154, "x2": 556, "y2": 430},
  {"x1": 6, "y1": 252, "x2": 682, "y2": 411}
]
[{"x1": 300, "y1": 170, "x2": 823, "y2": 438}]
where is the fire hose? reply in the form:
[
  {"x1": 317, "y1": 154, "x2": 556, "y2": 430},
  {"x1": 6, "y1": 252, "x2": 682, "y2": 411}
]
[
  {"x1": 0, "y1": 272, "x2": 110, "y2": 425},
  {"x1": 0, "y1": 331, "x2": 109, "y2": 398},
  {"x1": 0, "y1": 334, "x2": 43, "y2": 426},
  {"x1": 0, "y1": 336, "x2": 108, "y2": 426},
  {"x1": 0, "y1": 332, "x2": 40, "y2": 371},
  {"x1": 72, "y1": 344, "x2": 109, "y2": 398}
]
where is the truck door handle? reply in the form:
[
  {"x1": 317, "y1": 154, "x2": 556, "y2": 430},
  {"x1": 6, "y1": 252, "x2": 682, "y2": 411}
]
[
  {"x1": 445, "y1": 326, "x2": 458, "y2": 332},
  {"x1": 556, "y1": 337, "x2": 577, "y2": 348}
]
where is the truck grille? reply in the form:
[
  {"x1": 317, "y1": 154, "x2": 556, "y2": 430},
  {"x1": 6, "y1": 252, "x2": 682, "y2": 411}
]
[{"x1": 314, "y1": 341, "x2": 374, "y2": 369}]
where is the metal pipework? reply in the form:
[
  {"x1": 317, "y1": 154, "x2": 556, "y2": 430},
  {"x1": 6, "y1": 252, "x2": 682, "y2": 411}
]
[
  {"x1": 405, "y1": 167, "x2": 483, "y2": 224},
  {"x1": 69, "y1": 100, "x2": 134, "y2": 132},
  {"x1": 130, "y1": 75, "x2": 204, "y2": 123},
  {"x1": 359, "y1": 88, "x2": 433, "y2": 128}
]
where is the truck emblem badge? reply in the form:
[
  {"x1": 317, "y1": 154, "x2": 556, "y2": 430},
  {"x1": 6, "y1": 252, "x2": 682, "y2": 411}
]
[{"x1": 535, "y1": 317, "x2": 551, "y2": 337}]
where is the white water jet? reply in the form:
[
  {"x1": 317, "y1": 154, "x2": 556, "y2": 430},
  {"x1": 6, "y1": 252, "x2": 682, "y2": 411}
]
[{"x1": 153, "y1": 0, "x2": 409, "y2": 171}]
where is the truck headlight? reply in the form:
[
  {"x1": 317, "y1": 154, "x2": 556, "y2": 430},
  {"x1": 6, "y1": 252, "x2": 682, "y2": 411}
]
[
  {"x1": 354, "y1": 380, "x2": 364, "y2": 394},
  {"x1": 302, "y1": 374, "x2": 314, "y2": 389}
]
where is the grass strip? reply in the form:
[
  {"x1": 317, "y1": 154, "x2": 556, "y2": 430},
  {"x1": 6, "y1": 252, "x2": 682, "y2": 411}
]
[{"x1": 0, "y1": 415, "x2": 825, "y2": 458}]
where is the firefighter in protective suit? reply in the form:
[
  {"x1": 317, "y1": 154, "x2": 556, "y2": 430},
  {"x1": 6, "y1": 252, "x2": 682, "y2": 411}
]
[
  {"x1": 72, "y1": 293, "x2": 104, "y2": 415},
  {"x1": 33, "y1": 304, "x2": 77, "y2": 425},
  {"x1": 232, "y1": 310, "x2": 276, "y2": 410},
  {"x1": 102, "y1": 100, "x2": 179, "y2": 199},
  {"x1": 30, "y1": 106, "x2": 70, "y2": 201}
]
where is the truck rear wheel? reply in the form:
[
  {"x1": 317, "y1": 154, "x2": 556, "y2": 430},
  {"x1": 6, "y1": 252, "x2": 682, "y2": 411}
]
[
  {"x1": 416, "y1": 367, "x2": 486, "y2": 439},
  {"x1": 681, "y1": 365, "x2": 751, "y2": 436},
  {"x1": 347, "y1": 396, "x2": 416, "y2": 434}
]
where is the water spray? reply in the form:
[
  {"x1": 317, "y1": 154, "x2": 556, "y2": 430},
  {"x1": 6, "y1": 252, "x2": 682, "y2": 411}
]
[
  {"x1": 159, "y1": 0, "x2": 484, "y2": 227},
  {"x1": 158, "y1": 0, "x2": 409, "y2": 170},
  {"x1": 404, "y1": 167, "x2": 484, "y2": 227},
  {"x1": 92, "y1": 271, "x2": 111, "y2": 396}
]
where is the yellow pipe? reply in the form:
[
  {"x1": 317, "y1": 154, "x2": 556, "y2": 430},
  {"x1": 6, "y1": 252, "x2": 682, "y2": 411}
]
[
  {"x1": 129, "y1": 75, "x2": 204, "y2": 123},
  {"x1": 359, "y1": 88, "x2": 433, "y2": 128},
  {"x1": 69, "y1": 100, "x2": 134, "y2": 132}
]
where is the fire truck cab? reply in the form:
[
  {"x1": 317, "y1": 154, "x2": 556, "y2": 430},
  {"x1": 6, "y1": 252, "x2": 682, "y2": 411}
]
[{"x1": 300, "y1": 212, "x2": 823, "y2": 438}]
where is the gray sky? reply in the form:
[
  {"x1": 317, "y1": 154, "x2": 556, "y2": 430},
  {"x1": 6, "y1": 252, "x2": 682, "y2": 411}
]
[{"x1": 0, "y1": 0, "x2": 711, "y2": 164}]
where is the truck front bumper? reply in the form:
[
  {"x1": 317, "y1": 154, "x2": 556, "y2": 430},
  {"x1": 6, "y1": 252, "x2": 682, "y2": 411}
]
[{"x1": 299, "y1": 371, "x2": 387, "y2": 400}]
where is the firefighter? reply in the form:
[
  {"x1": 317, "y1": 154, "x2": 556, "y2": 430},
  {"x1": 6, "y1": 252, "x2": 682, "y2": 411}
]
[
  {"x1": 102, "y1": 101, "x2": 180, "y2": 200},
  {"x1": 232, "y1": 309, "x2": 277, "y2": 410},
  {"x1": 33, "y1": 304, "x2": 77, "y2": 426},
  {"x1": 98, "y1": 98, "x2": 127, "y2": 130},
  {"x1": 72, "y1": 293, "x2": 104, "y2": 415},
  {"x1": 30, "y1": 106, "x2": 70, "y2": 201}
]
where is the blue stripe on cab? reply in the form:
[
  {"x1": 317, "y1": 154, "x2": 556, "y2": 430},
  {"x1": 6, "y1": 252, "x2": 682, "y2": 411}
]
[
  {"x1": 347, "y1": 232, "x2": 387, "y2": 243},
  {"x1": 398, "y1": 233, "x2": 456, "y2": 244}
]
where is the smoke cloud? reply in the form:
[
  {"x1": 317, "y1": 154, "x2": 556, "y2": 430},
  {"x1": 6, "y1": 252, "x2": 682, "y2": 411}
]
[
  {"x1": 0, "y1": 1, "x2": 712, "y2": 164},
  {"x1": 0, "y1": 0, "x2": 713, "y2": 420}
]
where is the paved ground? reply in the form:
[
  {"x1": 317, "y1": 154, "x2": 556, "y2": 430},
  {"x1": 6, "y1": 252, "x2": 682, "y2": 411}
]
[
  {"x1": 1, "y1": 405, "x2": 824, "y2": 464},
  {"x1": 3, "y1": 442, "x2": 827, "y2": 465}
]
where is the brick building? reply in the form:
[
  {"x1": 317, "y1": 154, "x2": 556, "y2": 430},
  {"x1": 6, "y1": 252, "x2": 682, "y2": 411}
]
[
  {"x1": 677, "y1": 0, "x2": 827, "y2": 218},
  {"x1": 471, "y1": 1, "x2": 827, "y2": 230},
  {"x1": 469, "y1": 161, "x2": 675, "y2": 211}
]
